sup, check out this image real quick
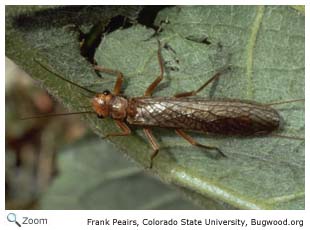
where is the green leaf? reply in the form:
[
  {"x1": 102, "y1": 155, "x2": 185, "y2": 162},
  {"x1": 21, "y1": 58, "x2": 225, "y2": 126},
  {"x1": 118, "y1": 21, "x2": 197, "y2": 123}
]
[
  {"x1": 6, "y1": 6, "x2": 304, "y2": 209},
  {"x1": 40, "y1": 138, "x2": 201, "y2": 209}
]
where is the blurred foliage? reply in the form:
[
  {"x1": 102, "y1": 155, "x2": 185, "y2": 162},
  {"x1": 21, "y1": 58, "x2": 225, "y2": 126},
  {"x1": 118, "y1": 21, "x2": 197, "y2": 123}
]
[{"x1": 5, "y1": 58, "x2": 88, "y2": 209}]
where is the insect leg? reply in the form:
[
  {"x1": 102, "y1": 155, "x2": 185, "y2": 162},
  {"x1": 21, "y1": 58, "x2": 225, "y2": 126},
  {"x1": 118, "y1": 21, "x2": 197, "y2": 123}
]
[
  {"x1": 174, "y1": 72, "x2": 222, "y2": 98},
  {"x1": 103, "y1": 120, "x2": 131, "y2": 138},
  {"x1": 93, "y1": 65, "x2": 124, "y2": 95},
  {"x1": 144, "y1": 40, "x2": 164, "y2": 96},
  {"x1": 175, "y1": 129, "x2": 226, "y2": 157},
  {"x1": 143, "y1": 128, "x2": 160, "y2": 168}
]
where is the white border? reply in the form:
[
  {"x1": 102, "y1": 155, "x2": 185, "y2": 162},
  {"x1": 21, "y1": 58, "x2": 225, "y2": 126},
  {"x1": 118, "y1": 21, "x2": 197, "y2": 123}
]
[
  {"x1": 2, "y1": 1, "x2": 308, "y2": 230},
  {"x1": 1, "y1": 0, "x2": 309, "y2": 6}
]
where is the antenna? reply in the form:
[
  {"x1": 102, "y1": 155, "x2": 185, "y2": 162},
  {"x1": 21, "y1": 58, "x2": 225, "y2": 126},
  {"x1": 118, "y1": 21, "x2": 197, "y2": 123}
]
[
  {"x1": 21, "y1": 111, "x2": 95, "y2": 120},
  {"x1": 266, "y1": 99, "x2": 304, "y2": 106},
  {"x1": 34, "y1": 58, "x2": 97, "y2": 95}
]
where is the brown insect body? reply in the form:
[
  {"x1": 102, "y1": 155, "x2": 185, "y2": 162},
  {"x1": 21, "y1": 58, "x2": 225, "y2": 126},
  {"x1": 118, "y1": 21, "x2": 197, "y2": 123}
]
[
  {"x1": 126, "y1": 97, "x2": 280, "y2": 136},
  {"x1": 36, "y1": 40, "x2": 303, "y2": 168},
  {"x1": 92, "y1": 91, "x2": 128, "y2": 119},
  {"x1": 92, "y1": 94, "x2": 280, "y2": 136}
]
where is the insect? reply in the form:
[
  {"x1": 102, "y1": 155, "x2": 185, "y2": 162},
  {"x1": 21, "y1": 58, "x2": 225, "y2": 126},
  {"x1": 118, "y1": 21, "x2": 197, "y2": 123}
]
[{"x1": 33, "y1": 40, "x2": 304, "y2": 168}]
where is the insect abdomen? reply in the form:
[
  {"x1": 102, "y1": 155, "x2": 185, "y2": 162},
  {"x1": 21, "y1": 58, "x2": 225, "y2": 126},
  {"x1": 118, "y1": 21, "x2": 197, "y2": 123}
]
[{"x1": 126, "y1": 97, "x2": 280, "y2": 136}]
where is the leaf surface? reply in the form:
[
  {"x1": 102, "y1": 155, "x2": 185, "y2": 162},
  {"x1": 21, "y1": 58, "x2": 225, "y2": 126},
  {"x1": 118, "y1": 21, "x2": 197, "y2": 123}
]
[{"x1": 6, "y1": 6, "x2": 304, "y2": 209}]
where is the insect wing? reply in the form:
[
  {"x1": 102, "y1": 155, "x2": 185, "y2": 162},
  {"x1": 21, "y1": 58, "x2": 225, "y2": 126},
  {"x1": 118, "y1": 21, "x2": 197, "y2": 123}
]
[{"x1": 127, "y1": 97, "x2": 280, "y2": 135}]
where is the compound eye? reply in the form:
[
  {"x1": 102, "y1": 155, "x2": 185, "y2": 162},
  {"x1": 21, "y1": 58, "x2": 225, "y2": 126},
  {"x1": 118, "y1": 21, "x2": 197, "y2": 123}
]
[{"x1": 103, "y1": 90, "x2": 110, "y2": 95}]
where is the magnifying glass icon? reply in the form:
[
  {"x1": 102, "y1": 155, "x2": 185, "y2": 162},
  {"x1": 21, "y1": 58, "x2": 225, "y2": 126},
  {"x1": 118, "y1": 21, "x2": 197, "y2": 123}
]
[{"x1": 7, "y1": 213, "x2": 21, "y2": 227}]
